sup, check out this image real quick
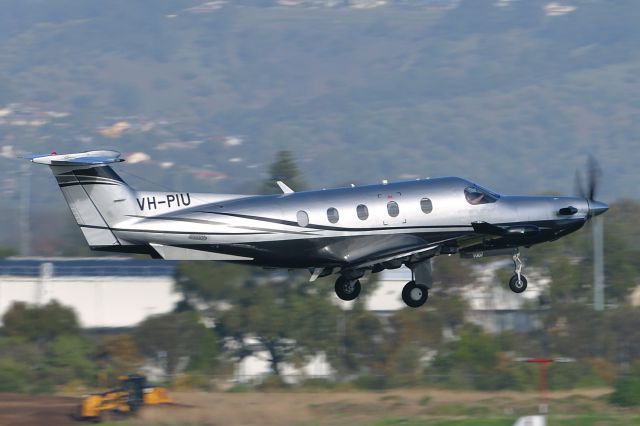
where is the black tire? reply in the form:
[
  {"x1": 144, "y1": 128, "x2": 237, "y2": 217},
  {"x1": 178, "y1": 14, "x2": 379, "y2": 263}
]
[
  {"x1": 335, "y1": 277, "x2": 361, "y2": 301},
  {"x1": 402, "y1": 281, "x2": 429, "y2": 308},
  {"x1": 509, "y1": 274, "x2": 528, "y2": 293}
]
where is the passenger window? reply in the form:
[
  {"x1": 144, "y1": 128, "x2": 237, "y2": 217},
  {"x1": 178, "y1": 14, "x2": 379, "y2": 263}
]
[
  {"x1": 387, "y1": 201, "x2": 399, "y2": 217},
  {"x1": 464, "y1": 185, "x2": 499, "y2": 205},
  {"x1": 327, "y1": 207, "x2": 339, "y2": 224},
  {"x1": 356, "y1": 204, "x2": 369, "y2": 221},
  {"x1": 420, "y1": 198, "x2": 433, "y2": 214},
  {"x1": 296, "y1": 210, "x2": 309, "y2": 227}
]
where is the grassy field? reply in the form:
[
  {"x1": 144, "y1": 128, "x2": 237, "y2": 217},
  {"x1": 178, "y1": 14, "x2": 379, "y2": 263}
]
[
  {"x1": 373, "y1": 417, "x2": 640, "y2": 426},
  {"x1": 105, "y1": 388, "x2": 640, "y2": 426}
]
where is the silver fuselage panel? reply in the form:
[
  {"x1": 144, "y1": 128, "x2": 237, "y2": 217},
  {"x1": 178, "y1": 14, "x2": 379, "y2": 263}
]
[{"x1": 107, "y1": 177, "x2": 589, "y2": 268}]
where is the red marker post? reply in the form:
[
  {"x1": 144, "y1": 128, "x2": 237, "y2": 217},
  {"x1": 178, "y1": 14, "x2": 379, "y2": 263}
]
[{"x1": 515, "y1": 357, "x2": 574, "y2": 414}]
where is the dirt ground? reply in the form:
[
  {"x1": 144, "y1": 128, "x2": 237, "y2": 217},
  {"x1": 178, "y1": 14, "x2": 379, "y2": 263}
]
[
  {"x1": 0, "y1": 388, "x2": 614, "y2": 426},
  {"x1": 0, "y1": 394, "x2": 79, "y2": 426}
]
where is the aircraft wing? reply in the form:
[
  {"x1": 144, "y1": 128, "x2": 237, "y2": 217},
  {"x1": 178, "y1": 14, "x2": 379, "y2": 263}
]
[{"x1": 342, "y1": 244, "x2": 440, "y2": 273}]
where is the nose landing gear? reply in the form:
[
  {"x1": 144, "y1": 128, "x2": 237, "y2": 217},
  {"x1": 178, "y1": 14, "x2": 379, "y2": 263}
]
[{"x1": 509, "y1": 250, "x2": 528, "y2": 293}]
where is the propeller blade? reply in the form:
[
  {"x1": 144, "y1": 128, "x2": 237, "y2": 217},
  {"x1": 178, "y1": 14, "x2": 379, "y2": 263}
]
[
  {"x1": 574, "y1": 170, "x2": 585, "y2": 199},
  {"x1": 587, "y1": 155, "x2": 602, "y2": 201}
]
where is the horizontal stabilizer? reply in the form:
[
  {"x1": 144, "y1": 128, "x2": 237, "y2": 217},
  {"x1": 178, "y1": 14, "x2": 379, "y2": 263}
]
[{"x1": 25, "y1": 150, "x2": 124, "y2": 166}]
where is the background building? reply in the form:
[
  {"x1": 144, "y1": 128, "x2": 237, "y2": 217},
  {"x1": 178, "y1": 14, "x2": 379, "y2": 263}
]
[{"x1": 0, "y1": 257, "x2": 180, "y2": 328}]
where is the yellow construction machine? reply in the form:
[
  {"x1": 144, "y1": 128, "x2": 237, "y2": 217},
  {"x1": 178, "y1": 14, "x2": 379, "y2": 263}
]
[{"x1": 75, "y1": 374, "x2": 173, "y2": 422}]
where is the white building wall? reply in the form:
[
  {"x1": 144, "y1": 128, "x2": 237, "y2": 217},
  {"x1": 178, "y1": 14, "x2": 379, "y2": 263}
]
[
  {"x1": 234, "y1": 351, "x2": 334, "y2": 384},
  {"x1": 0, "y1": 276, "x2": 181, "y2": 328}
]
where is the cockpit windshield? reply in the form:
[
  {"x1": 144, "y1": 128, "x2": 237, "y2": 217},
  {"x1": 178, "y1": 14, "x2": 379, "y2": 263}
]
[{"x1": 464, "y1": 185, "x2": 500, "y2": 205}]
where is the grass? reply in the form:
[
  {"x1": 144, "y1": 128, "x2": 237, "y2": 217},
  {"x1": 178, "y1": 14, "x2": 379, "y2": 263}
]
[
  {"x1": 375, "y1": 418, "x2": 515, "y2": 426},
  {"x1": 93, "y1": 389, "x2": 640, "y2": 426},
  {"x1": 373, "y1": 416, "x2": 640, "y2": 426}
]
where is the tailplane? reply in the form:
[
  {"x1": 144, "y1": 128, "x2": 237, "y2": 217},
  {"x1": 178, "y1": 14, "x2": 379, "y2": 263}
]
[{"x1": 27, "y1": 151, "x2": 136, "y2": 248}]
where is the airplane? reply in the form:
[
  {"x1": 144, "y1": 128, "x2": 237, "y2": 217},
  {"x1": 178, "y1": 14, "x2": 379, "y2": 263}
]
[{"x1": 25, "y1": 150, "x2": 608, "y2": 308}]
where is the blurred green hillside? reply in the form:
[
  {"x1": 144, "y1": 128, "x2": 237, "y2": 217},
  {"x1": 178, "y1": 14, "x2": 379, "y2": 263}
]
[{"x1": 0, "y1": 0, "x2": 638, "y2": 203}]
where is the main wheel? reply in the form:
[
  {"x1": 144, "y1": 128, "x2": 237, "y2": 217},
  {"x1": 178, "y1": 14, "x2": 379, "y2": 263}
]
[
  {"x1": 335, "y1": 276, "x2": 361, "y2": 301},
  {"x1": 402, "y1": 281, "x2": 429, "y2": 308},
  {"x1": 509, "y1": 274, "x2": 528, "y2": 293}
]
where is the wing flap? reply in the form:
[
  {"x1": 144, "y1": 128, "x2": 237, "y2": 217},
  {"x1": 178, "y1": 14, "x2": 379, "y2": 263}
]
[{"x1": 150, "y1": 244, "x2": 254, "y2": 261}]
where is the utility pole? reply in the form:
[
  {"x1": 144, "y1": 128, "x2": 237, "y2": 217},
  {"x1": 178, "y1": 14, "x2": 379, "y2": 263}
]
[
  {"x1": 593, "y1": 216, "x2": 604, "y2": 312},
  {"x1": 19, "y1": 162, "x2": 31, "y2": 257}
]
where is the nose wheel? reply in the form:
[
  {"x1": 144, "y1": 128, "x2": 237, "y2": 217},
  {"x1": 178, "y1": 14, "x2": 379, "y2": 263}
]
[
  {"x1": 334, "y1": 276, "x2": 361, "y2": 301},
  {"x1": 509, "y1": 251, "x2": 528, "y2": 293},
  {"x1": 402, "y1": 280, "x2": 429, "y2": 308}
]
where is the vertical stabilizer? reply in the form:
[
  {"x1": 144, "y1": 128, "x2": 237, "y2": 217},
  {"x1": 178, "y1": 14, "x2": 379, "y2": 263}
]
[{"x1": 26, "y1": 151, "x2": 137, "y2": 248}]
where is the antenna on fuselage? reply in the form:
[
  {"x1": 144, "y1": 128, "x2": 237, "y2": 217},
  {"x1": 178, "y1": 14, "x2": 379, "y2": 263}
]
[{"x1": 276, "y1": 181, "x2": 294, "y2": 194}]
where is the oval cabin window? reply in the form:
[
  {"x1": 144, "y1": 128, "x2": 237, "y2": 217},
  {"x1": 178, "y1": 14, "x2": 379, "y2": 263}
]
[
  {"x1": 420, "y1": 198, "x2": 433, "y2": 214},
  {"x1": 327, "y1": 207, "x2": 339, "y2": 224},
  {"x1": 356, "y1": 204, "x2": 369, "y2": 221},
  {"x1": 387, "y1": 201, "x2": 399, "y2": 217},
  {"x1": 296, "y1": 210, "x2": 309, "y2": 227}
]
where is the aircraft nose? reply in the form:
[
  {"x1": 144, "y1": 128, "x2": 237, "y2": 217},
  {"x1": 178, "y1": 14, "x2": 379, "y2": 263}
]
[{"x1": 589, "y1": 200, "x2": 609, "y2": 217}]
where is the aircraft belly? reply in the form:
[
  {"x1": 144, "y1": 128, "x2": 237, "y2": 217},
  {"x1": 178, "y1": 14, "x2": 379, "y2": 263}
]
[
  {"x1": 111, "y1": 227, "x2": 467, "y2": 268},
  {"x1": 175, "y1": 231, "x2": 465, "y2": 268}
]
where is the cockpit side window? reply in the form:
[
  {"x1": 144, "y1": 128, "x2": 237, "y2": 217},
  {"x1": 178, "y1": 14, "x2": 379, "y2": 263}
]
[{"x1": 464, "y1": 185, "x2": 499, "y2": 205}]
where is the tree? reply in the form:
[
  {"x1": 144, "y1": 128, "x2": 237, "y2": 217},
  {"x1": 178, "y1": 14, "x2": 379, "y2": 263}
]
[
  {"x1": 135, "y1": 311, "x2": 219, "y2": 376},
  {"x1": 95, "y1": 334, "x2": 143, "y2": 385},
  {"x1": 217, "y1": 273, "x2": 339, "y2": 376},
  {"x1": 2, "y1": 301, "x2": 80, "y2": 342},
  {"x1": 0, "y1": 358, "x2": 28, "y2": 393},
  {"x1": 384, "y1": 295, "x2": 467, "y2": 384},
  {"x1": 258, "y1": 150, "x2": 306, "y2": 195},
  {"x1": 46, "y1": 334, "x2": 95, "y2": 385},
  {"x1": 329, "y1": 302, "x2": 386, "y2": 378},
  {"x1": 430, "y1": 325, "x2": 514, "y2": 390}
]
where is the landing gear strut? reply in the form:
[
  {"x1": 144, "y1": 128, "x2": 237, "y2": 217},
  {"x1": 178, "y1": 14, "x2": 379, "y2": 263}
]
[
  {"x1": 509, "y1": 250, "x2": 528, "y2": 293},
  {"x1": 334, "y1": 276, "x2": 361, "y2": 301}
]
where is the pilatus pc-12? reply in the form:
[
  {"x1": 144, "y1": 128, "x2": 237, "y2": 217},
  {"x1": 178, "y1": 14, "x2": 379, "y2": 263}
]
[{"x1": 26, "y1": 150, "x2": 608, "y2": 308}]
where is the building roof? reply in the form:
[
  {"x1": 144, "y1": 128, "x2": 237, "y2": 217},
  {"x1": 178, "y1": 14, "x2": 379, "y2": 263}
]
[{"x1": 0, "y1": 257, "x2": 178, "y2": 278}]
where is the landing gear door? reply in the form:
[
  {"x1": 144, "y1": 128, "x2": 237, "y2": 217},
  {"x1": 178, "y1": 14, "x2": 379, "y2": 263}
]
[{"x1": 378, "y1": 191, "x2": 406, "y2": 226}]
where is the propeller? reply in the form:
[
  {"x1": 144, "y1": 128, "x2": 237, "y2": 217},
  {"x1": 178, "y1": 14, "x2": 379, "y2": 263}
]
[
  {"x1": 574, "y1": 155, "x2": 607, "y2": 218},
  {"x1": 574, "y1": 155, "x2": 601, "y2": 200}
]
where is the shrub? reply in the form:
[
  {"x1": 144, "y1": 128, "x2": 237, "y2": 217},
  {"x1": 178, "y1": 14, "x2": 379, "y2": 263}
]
[{"x1": 611, "y1": 376, "x2": 640, "y2": 407}]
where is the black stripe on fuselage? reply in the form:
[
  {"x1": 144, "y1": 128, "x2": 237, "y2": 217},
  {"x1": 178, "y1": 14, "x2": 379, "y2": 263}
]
[
  {"x1": 202, "y1": 211, "x2": 473, "y2": 232},
  {"x1": 78, "y1": 224, "x2": 271, "y2": 236},
  {"x1": 125, "y1": 215, "x2": 317, "y2": 236},
  {"x1": 200, "y1": 211, "x2": 585, "y2": 235}
]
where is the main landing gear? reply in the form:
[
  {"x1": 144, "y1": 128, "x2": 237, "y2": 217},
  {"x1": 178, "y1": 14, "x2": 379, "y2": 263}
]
[
  {"x1": 334, "y1": 275, "x2": 361, "y2": 301},
  {"x1": 402, "y1": 281, "x2": 429, "y2": 308},
  {"x1": 334, "y1": 259, "x2": 433, "y2": 308},
  {"x1": 401, "y1": 260, "x2": 432, "y2": 308},
  {"x1": 509, "y1": 250, "x2": 528, "y2": 293}
]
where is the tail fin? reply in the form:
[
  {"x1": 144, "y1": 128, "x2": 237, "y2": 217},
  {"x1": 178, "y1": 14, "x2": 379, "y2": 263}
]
[{"x1": 27, "y1": 151, "x2": 136, "y2": 248}]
